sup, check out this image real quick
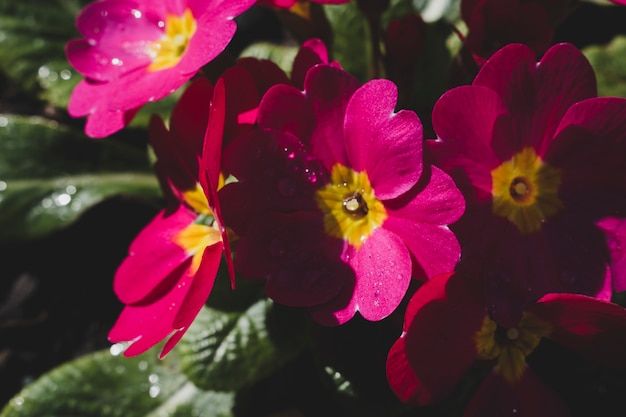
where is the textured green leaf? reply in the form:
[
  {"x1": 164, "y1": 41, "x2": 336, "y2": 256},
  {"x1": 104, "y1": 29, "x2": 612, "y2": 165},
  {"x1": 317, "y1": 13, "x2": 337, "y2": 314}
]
[
  {"x1": 583, "y1": 35, "x2": 626, "y2": 98},
  {"x1": 0, "y1": 114, "x2": 160, "y2": 242},
  {"x1": 0, "y1": 347, "x2": 235, "y2": 417},
  {"x1": 178, "y1": 299, "x2": 309, "y2": 391},
  {"x1": 0, "y1": 1, "x2": 89, "y2": 108}
]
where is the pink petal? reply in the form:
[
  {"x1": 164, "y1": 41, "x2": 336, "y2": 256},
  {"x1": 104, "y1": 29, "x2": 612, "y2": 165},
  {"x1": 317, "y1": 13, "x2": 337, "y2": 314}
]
[
  {"x1": 530, "y1": 293, "x2": 626, "y2": 369},
  {"x1": 108, "y1": 269, "x2": 195, "y2": 357},
  {"x1": 113, "y1": 205, "x2": 195, "y2": 305},
  {"x1": 386, "y1": 272, "x2": 486, "y2": 406},
  {"x1": 383, "y1": 167, "x2": 464, "y2": 279},
  {"x1": 464, "y1": 370, "x2": 572, "y2": 417},
  {"x1": 350, "y1": 228, "x2": 412, "y2": 322},
  {"x1": 67, "y1": 0, "x2": 162, "y2": 81},
  {"x1": 344, "y1": 79, "x2": 423, "y2": 199}
]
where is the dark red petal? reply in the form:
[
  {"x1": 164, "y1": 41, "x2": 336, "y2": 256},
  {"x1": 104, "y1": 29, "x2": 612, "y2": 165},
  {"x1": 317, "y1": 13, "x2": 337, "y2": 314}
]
[
  {"x1": 530, "y1": 293, "x2": 626, "y2": 368},
  {"x1": 597, "y1": 217, "x2": 626, "y2": 292},
  {"x1": 305, "y1": 65, "x2": 360, "y2": 170},
  {"x1": 291, "y1": 38, "x2": 330, "y2": 90},
  {"x1": 464, "y1": 370, "x2": 572, "y2": 417},
  {"x1": 386, "y1": 272, "x2": 486, "y2": 405},
  {"x1": 431, "y1": 85, "x2": 505, "y2": 179},
  {"x1": 545, "y1": 97, "x2": 626, "y2": 218}
]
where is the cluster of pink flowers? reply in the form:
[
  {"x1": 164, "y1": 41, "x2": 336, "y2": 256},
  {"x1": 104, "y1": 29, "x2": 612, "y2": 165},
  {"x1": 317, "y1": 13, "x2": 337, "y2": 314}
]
[{"x1": 66, "y1": 0, "x2": 626, "y2": 415}]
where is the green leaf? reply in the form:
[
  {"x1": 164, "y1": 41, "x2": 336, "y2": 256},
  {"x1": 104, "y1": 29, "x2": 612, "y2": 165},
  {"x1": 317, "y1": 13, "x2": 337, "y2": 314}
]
[
  {"x1": 583, "y1": 35, "x2": 626, "y2": 98},
  {"x1": 323, "y1": 2, "x2": 369, "y2": 82},
  {"x1": 0, "y1": 114, "x2": 161, "y2": 242},
  {"x1": 0, "y1": 1, "x2": 90, "y2": 108},
  {"x1": 0, "y1": 347, "x2": 235, "y2": 417},
  {"x1": 239, "y1": 42, "x2": 299, "y2": 76},
  {"x1": 178, "y1": 299, "x2": 310, "y2": 391}
]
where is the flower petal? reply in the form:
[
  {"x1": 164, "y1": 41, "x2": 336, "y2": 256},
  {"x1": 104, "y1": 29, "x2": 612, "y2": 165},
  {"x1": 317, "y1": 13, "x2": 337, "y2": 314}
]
[
  {"x1": 344, "y1": 79, "x2": 423, "y2": 199},
  {"x1": 530, "y1": 293, "x2": 626, "y2": 369},
  {"x1": 113, "y1": 205, "x2": 195, "y2": 305},
  {"x1": 386, "y1": 272, "x2": 486, "y2": 405},
  {"x1": 464, "y1": 370, "x2": 572, "y2": 417}
]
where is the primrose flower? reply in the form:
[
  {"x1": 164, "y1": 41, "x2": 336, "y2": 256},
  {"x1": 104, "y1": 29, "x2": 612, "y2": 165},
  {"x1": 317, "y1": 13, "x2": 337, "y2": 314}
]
[
  {"x1": 386, "y1": 271, "x2": 626, "y2": 416},
  {"x1": 428, "y1": 42, "x2": 626, "y2": 327},
  {"x1": 66, "y1": 0, "x2": 254, "y2": 138},
  {"x1": 220, "y1": 64, "x2": 464, "y2": 325},
  {"x1": 108, "y1": 77, "x2": 231, "y2": 357}
]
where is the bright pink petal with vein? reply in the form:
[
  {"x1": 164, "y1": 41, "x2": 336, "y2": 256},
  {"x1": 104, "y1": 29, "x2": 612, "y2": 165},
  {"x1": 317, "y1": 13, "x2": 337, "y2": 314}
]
[
  {"x1": 114, "y1": 205, "x2": 195, "y2": 304},
  {"x1": 383, "y1": 167, "x2": 464, "y2": 279},
  {"x1": 386, "y1": 272, "x2": 485, "y2": 405},
  {"x1": 344, "y1": 79, "x2": 423, "y2": 199},
  {"x1": 530, "y1": 293, "x2": 626, "y2": 369},
  {"x1": 305, "y1": 65, "x2": 360, "y2": 169},
  {"x1": 464, "y1": 370, "x2": 572, "y2": 417}
]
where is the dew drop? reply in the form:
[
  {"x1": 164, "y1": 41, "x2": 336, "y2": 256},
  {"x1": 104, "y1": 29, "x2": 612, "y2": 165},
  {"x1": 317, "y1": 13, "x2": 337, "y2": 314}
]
[
  {"x1": 60, "y1": 69, "x2": 72, "y2": 80},
  {"x1": 138, "y1": 360, "x2": 148, "y2": 371},
  {"x1": 149, "y1": 385, "x2": 161, "y2": 398},
  {"x1": 110, "y1": 343, "x2": 125, "y2": 356},
  {"x1": 305, "y1": 169, "x2": 317, "y2": 184},
  {"x1": 13, "y1": 397, "x2": 24, "y2": 407},
  {"x1": 111, "y1": 58, "x2": 123, "y2": 66},
  {"x1": 0, "y1": 116, "x2": 7, "y2": 127},
  {"x1": 131, "y1": 9, "x2": 142, "y2": 18},
  {"x1": 54, "y1": 193, "x2": 71, "y2": 206},
  {"x1": 0, "y1": 181, "x2": 6, "y2": 191},
  {"x1": 148, "y1": 373, "x2": 159, "y2": 384}
]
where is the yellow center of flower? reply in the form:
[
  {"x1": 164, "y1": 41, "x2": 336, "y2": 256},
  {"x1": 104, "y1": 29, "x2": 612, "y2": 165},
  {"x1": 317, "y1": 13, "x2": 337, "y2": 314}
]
[
  {"x1": 491, "y1": 147, "x2": 563, "y2": 234},
  {"x1": 148, "y1": 9, "x2": 197, "y2": 72},
  {"x1": 475, "y1": 313, "x2": 552, "y2": 383},
  {"x1": 314, "y1": 164, "x2": 387, "y2": 249},
  {"x1": 172, "y1": 183, "x2": 221, "y2": 274}
]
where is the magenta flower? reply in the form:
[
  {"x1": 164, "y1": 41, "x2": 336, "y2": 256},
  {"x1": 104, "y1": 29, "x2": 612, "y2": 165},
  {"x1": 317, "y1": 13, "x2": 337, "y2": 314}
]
[
  {"x1": 66, "y1": 0, "x2": 254, "y2": 138},
  {"x1": 220, "y1": 64, "x2": 464, "y2": 325},
  {"x1": 108, "y1": 76, "x2": 232, "y2": 357},
  {"x1": 428, "y1": 42, "x2": 626, "y2": 327},
  {"x1": 386, "y1": 271, "x2": 626, "y2": 417}
]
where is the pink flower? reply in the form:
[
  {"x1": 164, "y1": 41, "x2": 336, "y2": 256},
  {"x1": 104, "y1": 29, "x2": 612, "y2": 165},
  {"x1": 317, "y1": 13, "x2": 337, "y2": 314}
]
[
  {"x1": 108, "y1": 76, "x2": 232, "y2": 358},
  {"x1": 256, "y1": 0, "x2": 349, "y2": 9},
  {"x1": 428, "y1": 42, "x2": 626, "y2": 327},
  {"x1": 66, "y1": 0, "x2": 254, "y2": 138},
  {"x1": 386, "y1": 271, "x2": 626, "y2": 416},
  {"x1": 220, "y1": 64, "x2": 464, "y2": 325}
]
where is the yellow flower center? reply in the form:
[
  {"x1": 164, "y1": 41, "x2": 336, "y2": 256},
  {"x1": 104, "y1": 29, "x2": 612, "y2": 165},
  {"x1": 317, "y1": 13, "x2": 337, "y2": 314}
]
[
  {"x1": 148, "y1": 9, "x2": 197, "y2": 72},
  {"x1": 172, "y1": 183, "x2": 222, "y2": 274},
  {"x1": 475, "y1": 313, "x2": 552, "y2": 383},
  {"x1": 491, "y1": 147, "x2": 563, "y2": 234},
  {"x1": 315, "y1": 164, "x2": 387, "y2": 249}
]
